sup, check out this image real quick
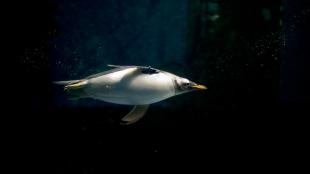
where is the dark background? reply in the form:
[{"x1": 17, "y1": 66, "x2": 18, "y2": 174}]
[{"x1": 9, "y1": 0, "x2": 309, "y2": 173}]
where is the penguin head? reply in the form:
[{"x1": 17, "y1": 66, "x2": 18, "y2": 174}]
[{"x1": 174, "y1": 77, "x2": 207, "y2": 95}]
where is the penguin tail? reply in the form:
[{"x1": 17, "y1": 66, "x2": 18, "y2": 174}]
[
  {"x1": 53, "y1": 79, "x2": 89, "y2": 100},
  {"x1": 53, "y1": 80, "x2": 81, "y2": 85}
]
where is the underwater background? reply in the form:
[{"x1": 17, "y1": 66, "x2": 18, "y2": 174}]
[{"x1": 12, "y1": 0, "x2": 309, "y2": 172}]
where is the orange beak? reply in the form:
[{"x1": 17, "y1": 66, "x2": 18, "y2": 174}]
[{"x1": 191, "y1": 84, "x2": 207, "y2": 90}]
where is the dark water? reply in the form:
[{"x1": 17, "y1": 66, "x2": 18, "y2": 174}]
[{"x1": 11, "y1": 0, "x2": 309, "y2": 172}]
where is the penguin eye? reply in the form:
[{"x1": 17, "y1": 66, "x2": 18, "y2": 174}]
[{"x1": 184, "y1": 82, "x2": 190, "y2": 86}]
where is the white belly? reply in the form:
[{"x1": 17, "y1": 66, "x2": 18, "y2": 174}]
[{"x1": 84, "y1": 68, "x2": 175, "y2": 105}]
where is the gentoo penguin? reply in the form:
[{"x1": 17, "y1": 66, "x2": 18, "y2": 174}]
[{"x1": 54, "y1": 65, "x2": 207, "y2": 125}]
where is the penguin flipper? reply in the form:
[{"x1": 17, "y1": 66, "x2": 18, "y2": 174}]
[
  {"x1": 107, "y1": 64, "x2": 127, "y2": 68},
  {"x1": 120, "y1": 105, "x2": 149, "y2": 125},
  {"x1": 86, "y1": 65, "x2": 137, "y2": 79},
  {"x1": 108, "y1": 65, "x2": 159, "y2": 74}
]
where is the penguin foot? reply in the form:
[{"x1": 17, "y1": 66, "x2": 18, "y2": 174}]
[{"x1": 64, "y1": 80, "x2": 87, "y2": 91}]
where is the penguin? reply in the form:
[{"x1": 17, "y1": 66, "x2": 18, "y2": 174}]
[{"x1": 54, "y1": 65, "x2": 207, "y2": 125}]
